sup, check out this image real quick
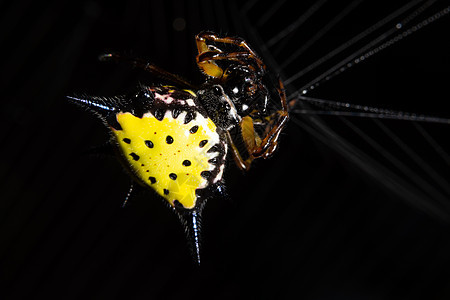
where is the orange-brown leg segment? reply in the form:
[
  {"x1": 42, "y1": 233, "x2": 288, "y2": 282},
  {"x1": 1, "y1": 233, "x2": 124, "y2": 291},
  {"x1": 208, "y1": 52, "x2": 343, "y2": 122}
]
[
  {"x1": 197, "y1": 51, "x2": 264, "y2": 76},
  {"x1": 196, "y1": 31, "x2": 262, "y2": 58},
  {"x1": 195, "y1": 32, "x2": 266, "y2": 79},
  {"x1": 228, "y1": 79, "x2": 289, "y2": 171},
  {"x1": 99, "y1": 53, "x2": 196, "y2": 89}
]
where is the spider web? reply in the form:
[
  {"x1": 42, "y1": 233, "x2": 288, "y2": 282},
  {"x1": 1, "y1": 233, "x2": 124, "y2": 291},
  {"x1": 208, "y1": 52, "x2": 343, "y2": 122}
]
[{"x1": 1, "y1": 0, "x2": 450, "y2": 299}]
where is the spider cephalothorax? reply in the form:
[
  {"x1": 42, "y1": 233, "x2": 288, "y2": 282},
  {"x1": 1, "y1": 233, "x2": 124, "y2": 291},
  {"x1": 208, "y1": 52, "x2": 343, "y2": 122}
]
[{"x1": 69, "y1": 31, "x2": 288, "y2": 264}]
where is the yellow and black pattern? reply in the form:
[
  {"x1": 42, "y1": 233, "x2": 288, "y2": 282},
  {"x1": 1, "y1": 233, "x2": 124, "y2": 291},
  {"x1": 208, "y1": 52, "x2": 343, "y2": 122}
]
[
  {"x1": 100, "y1": 86, "x2": 228, "y2": 210},
  {"x1": 112, "y1": 109, "x2": 225, "y2": 209},
  {"x1": 69, "y1": 32, "x2": 288, "y2": 264},
  {"x1": 68, "y1": 85, "x2": 229, "y2": 264},
  {"x1": 69, "y1": 86, "x2": 227, "y2": 211}
]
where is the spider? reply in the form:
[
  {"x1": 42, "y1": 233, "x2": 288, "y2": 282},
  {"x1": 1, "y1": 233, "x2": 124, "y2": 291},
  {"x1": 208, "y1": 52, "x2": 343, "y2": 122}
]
[{"x1": 68, "y1": 31, "x2": 289, "y2": 264}]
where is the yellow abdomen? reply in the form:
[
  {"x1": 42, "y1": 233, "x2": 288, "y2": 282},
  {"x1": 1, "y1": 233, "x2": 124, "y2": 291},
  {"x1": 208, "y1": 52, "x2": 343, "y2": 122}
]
[{"x1": 112, "y1": 110, "x2": 224, "y2": 209}]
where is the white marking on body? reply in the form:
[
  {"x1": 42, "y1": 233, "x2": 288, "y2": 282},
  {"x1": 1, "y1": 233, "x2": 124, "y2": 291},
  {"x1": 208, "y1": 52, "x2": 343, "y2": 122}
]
[
  {"x1": 164, "y1": 110, "x2": 173, "y2": 119},
  {"x1": 213, "y1": 143, "x2": 227, "y2": 183},
  {"x1": 186, "y1": 99, "x2": 195, "y2": 106},
  {"x1": 221, "y1": 94, "x2": 241, "y2": 130},
  {"x1": 155, "y1": 92, "x2": 174, "y2": 104}
]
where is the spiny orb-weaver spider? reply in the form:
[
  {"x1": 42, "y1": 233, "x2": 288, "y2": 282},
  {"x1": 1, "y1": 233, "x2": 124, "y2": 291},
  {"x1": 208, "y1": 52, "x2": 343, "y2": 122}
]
[{"x1": 68, "y1": 31, "x2": 289, "y2": 264}]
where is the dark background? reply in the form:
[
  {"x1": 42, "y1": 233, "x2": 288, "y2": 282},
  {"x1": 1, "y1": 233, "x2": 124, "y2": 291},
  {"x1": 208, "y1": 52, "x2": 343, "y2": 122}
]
[{"x1": 1, "y1": 0, "x2": 450, "y2": 299}]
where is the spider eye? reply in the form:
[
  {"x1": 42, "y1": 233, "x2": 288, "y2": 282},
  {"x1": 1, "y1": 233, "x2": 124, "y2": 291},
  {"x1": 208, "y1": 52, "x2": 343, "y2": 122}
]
[
  {"x1": 232, "y1": 86, "x2": 239, "y2": 95},
  {"x1": 213, "y1": 86, "x2": 222, "y2": 96},
  {"x1": 246, "y1": 83, "x2": 257, "y2": 96},
  {"x1": 135, "y1": 89, "x2": 152, "y2": 99}
]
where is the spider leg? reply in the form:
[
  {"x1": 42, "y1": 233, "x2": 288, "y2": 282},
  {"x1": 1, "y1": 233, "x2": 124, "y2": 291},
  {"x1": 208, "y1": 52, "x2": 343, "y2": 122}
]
[
  {"x1": 195, "y1": 32, "x2": 266, "y2": 79},
  {"x1": 99, "y1": 53, "x2": 196, "y2": 89},
  {"x1": 225, "y1": 130, "x2": 252, "y2": 171},
  {"x1": 197, "y1": 51, "x2": 265, "y2": 77},
  {"x1": 196, "y1": 31, "x2": 260, "y2": 58},
  {"x1": 252, "y1": 79, "x2": 289, "y2": 157},
  {"x1": 230, "y1": 79, "x2": 289, "y2": 171}
]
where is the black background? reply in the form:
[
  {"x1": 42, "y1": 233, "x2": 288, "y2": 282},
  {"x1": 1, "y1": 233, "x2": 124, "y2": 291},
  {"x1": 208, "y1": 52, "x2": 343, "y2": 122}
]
[{"x1": 1, "y1": 1, "x2": 450, "y2": 299}]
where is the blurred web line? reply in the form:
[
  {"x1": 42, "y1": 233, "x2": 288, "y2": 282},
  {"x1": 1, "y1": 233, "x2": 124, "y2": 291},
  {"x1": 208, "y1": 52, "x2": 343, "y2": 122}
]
[
  {"x1": 373, "y1": 119, "x2": 450, "y2": 195},
  {"x1": 340, "y1": 117, "x2": 449, "y2": 202},
  {"x1": 293, "y1": 109, "x2": 450, "y2": 124},
  {"x1": 292, "y1": 2, "x2": 449, "y2": 92},
  {"x1": 291, "y1": 116, "x2": 450, "y2": 221},
  {"x1": 236, "y1": 0, "x2": 450, "y2": 219},
  {"x1": 279, "y1": 0, "x2": 363, "y2": 70},
  {"x1": 282, "y1": 0, "x2": 432, "y2": 87},
  {"x1": 294, "y1": 94, "x2": 450, "y2": 197},
  {"x1": 255, "y1": 0, "x2": 287, "y2": 27},
  {"x1": 413, "y1": 123, "x2": 450, "y2": 166},
  {"x1": 241, "y1": 0, "x2": 259, "y2": 14},
  {"x1": 291, "y1": 95, "x2": 450, "y2": 125},
  {"x1": 266, "y1": 0, "x2": 328, "y2": 48}
]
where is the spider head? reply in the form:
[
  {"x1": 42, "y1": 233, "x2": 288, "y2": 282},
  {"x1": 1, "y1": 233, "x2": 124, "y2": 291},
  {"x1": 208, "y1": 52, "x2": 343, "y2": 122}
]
[
  {"x1": 222, "y1": 64, "x2": 269, "y2": 117},
  {"x1": 198, "y1": 63, "x2": 277, "y2": 134},
  {"x1": 196, "y1": 32, "x2": 288, "y2": 169},
  {"x1": 195, "y1": 31, "x2": 272, "y2": 129},
  {"x1": 197, "y1": 84, "x2": 241, "y2": 131}
]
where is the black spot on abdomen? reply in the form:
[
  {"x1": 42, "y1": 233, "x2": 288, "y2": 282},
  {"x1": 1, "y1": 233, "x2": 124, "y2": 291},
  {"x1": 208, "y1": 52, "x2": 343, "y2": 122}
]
[
  {"x1": 189, "y1": 125, "x2": 199, "y2": 134},
  {"x1": 199, "y1": 140, "x2": 208, "y2": 148},
  {"x1": 208, "y1": 157, "x2": 218, "y2": 165},
  {"x1": 145, "y1": 140, "x2": 154, "y2": 148},
  {"x1": 172, "y1": 108, "x2": 181, "y2": 119},
  {"x1": 201, "y1": 171, "x2": 211, "y2": 179},
  {"x1": 173, "y1": 200, "x2": 184, "y2": 209},
  {"x1": 154, "y1": 109, "x2": 165, "y2": 121},
  {"x1": 207, "y1": 145, "x2": 219, "y2": 153},
  {"x1": 184, "y1": 112, "x2": 195, "y2": 124},
  {"x1": 129, "y1": 152, "x2": 140, "y2": 161}
]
